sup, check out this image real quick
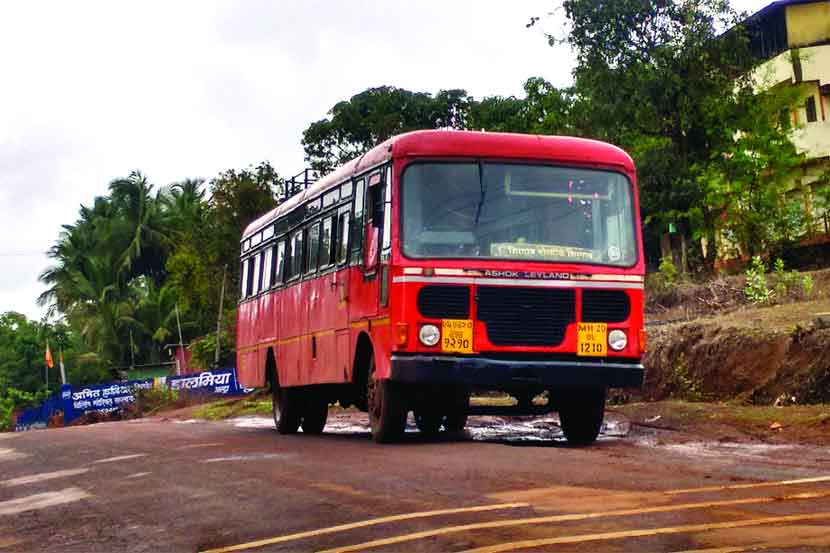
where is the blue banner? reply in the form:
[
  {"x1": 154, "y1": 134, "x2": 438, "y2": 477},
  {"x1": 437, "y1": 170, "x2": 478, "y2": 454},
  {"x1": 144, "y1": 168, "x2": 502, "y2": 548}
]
[
  {"x1": 14, "y1": 397, "x2": 62, "y2": 432},
  {"x1": 166, "y1": 368, "x2": 248, "y2": 395},
  {"x1": 13, "y1": 368, "x2": 249, "y2": 431},
  {"x1": 61, "y1": 379, "x2": 154, "y2": 423}
]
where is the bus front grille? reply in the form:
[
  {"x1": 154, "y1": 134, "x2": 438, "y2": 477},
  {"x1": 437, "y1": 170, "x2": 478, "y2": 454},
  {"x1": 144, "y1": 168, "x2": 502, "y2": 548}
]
[
  {"x1": 417, "y1": 285, "x2": 471, "y2": 319},
  {"x1": 581, "y1": 290, "x2": 631, "y2": 323},
  {"x1": 477, "y1": 287, "x2": 575, "y2": 347}
]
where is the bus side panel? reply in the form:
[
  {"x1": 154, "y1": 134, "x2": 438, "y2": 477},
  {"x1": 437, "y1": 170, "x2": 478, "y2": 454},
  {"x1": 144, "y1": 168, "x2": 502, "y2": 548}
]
[
  {"x1": 236, "y1": 300, "x2": 259, "y2": 388},
  {"x1": 307, "y1": 273, "x2": 342, "y2": 384},
  {"x1": 279, "y1": 282, "x2": 306, "y2": 387},
  {"x1": 251, "y1": 292, "x2": 277, "y2": 387}
]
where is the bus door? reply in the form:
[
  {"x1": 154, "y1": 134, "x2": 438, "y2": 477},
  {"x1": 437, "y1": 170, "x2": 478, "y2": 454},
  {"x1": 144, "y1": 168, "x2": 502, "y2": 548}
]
[
  {"x1": 333, "y1": 203, "x2": 352, "y2": 380},
  {"x1": 348, "y1": 175, "x2": 381, "y2": 321}
]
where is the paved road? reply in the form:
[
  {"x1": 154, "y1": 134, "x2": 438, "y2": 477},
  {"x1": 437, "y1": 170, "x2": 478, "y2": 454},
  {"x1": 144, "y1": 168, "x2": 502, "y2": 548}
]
[{"x1": 2, "y1": 411, "x2": 830, "y2": 552}]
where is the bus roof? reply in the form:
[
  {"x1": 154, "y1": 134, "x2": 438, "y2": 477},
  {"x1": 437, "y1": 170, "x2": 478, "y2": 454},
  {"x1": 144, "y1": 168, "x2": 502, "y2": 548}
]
[{"x1": 242, "y1": 130, "x2": 634, "y2": 240}]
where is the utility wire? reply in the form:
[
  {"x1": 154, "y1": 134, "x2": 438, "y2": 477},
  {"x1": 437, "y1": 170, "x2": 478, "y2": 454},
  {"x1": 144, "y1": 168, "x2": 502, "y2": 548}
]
[{"x1": 0, "y1": 251, "x2": 49, "y2": 257}]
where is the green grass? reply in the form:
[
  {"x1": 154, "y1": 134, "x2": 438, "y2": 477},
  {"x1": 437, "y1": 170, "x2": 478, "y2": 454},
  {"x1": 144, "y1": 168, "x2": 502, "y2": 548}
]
[
  {"x1": 616, "y1": 400, "x2": 830, "y2": 431},
  {"x1": 194, "y1": 395, "x2": 272, "y2": 420}
]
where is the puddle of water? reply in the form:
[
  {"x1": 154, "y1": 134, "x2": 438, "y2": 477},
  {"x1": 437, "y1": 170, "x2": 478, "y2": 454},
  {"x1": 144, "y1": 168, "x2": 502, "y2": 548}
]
[
  {"x1": 656, "y1": 441, "x2": 797, "y2": 459},
  {"x1": 228, "y1": 413, "x2": 628, "y2": 444}
]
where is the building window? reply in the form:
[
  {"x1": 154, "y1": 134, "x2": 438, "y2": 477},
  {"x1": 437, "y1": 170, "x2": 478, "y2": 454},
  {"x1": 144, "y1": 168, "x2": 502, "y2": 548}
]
[{"x1": 806, "y1": 96, "x2": 818, "y2": 123}]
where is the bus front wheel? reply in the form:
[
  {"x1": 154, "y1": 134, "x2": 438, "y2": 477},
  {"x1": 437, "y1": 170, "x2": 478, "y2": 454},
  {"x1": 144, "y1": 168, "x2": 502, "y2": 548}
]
[
  {"x1": 557, "y1": 387, "x2": 606, "y2": 446},
  {"x1": 272, "y1": 386, "x2": 301, "y2": 434},
  {"x1": 367, "y1": 357, "x2": 407, "y2": 443}
]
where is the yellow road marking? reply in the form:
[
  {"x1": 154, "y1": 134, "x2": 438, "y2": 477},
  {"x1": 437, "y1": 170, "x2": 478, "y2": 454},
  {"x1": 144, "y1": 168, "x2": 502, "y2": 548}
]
[
  {"x1": 318, "y1": 491, "x2": 829, "y2": 553},
  {"x1": 461, "y1": 511, "x2": 830, "y2": 553},
  {"x1": 671, "y1": 547, "x2": 767, "y2": 553},
  {"x1": 666, "y1": 475, "x2": 830, "y2": 495},
  {"x1": 198, "y1": 502, "x2": 529, "y2": 553}
]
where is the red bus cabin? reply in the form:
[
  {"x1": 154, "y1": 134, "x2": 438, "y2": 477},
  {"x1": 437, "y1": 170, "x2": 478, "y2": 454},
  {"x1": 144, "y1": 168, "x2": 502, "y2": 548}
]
[{"x1": 236, "y1": 130, "x2": 645, "y2": 444}]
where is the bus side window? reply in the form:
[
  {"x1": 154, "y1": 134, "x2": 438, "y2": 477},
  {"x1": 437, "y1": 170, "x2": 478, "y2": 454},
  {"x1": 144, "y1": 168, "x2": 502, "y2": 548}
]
[
  {"x1": 251, "y1": 251, "x2": 262, "y2": 295},
  {"x1": 337, "y1": 209, "x2": 350, "y2": 265},
  {"x1": 351, "y1": 179, "x2": 365, "y2": 263},
  {"x1": 262, "y1": 246, "x2": 274, "y2": 290},
  {"x1": 274, "y1": 240, "x2": 286, "y2": 284},
  {"x1": 320, "y1": 216, "x2": 333, "y2": 267},
  {"x1": 288, "y1": 230, "x2": 303, "y2": 280},
  {"x1": 307, "y1": 222, "x2": 321, "y2": 274},
  {"x1": 240, "y1": 258, "x2": 250, "y2": 298}
]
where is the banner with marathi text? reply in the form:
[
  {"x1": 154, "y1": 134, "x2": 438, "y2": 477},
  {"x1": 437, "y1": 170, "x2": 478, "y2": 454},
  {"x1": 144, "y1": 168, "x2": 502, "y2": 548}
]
[{"x1": 14, "y1": 368, "x2": 249, "y2": 431}]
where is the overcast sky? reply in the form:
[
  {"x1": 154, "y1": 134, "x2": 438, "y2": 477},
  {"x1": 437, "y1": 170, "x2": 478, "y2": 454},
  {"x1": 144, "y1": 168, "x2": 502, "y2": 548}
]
[{"x1": 0, "y1": 0, "x2": 771, "y2": 320}]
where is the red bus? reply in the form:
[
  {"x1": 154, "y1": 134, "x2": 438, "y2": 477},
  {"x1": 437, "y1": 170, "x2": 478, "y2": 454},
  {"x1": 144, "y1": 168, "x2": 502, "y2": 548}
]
[{"x1": 236, "y1": 130, "x2": 645, "y2": 445}]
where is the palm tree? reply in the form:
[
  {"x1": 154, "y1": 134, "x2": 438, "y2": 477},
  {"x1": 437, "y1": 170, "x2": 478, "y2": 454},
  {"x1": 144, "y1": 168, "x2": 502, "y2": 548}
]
[{"x1": 109, "y1": 171, "x2": 171, "y2": 285}]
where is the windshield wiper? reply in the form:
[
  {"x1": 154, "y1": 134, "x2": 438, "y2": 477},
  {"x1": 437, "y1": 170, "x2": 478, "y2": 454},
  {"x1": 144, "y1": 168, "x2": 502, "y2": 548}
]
[{"x1": 474, "y1": 159, "x2": 485, "y2": 226}]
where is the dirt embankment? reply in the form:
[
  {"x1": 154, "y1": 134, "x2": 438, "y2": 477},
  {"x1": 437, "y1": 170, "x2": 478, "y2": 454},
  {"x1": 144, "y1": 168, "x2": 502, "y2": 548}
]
[{"x1": 644, "y1": 309, "x2": 830, "y2": 405}]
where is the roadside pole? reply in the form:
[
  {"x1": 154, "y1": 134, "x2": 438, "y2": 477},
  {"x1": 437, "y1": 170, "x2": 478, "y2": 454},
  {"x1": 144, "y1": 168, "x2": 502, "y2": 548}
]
[
  {"x1": 214, "y1": 265, "x2": 227, "y2": 368},
  {"x1": 175, "y1": 304, "x2": 184, "y2": 375}
]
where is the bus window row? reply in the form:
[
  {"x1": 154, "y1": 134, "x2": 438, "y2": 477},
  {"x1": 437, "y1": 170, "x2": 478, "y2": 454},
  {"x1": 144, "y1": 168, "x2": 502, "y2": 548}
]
[{"x1": 240, "y1": 207, "x2": 352, "y2": 299}]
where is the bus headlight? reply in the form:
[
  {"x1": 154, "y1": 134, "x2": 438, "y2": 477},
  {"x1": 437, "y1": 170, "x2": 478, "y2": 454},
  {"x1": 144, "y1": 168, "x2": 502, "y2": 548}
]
[
  {"x1": 608, "y1": 329, "x2": 627, "y2": 351},
  {"x1": 419, "y1": 324, "x2": 440, "y2": 347}
]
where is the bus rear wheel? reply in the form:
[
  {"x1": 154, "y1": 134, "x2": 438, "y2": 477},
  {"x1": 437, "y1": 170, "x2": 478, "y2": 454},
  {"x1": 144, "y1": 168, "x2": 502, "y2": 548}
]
[
  {"x1": 272, "y1": 386, "x2": 301, "y2": 434},
  {"x1": 301, "y1": 393, "x2": 328, "y2": 435},
  {"x1": 557, "y1": 387, "x2": 606, "y2": 446},
  {"x1": 367, "y1": 357, "x2": 407, "y2": 443}
]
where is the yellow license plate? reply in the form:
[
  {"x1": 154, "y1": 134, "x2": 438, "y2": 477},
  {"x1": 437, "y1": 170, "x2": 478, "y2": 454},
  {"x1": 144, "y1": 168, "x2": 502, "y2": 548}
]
[
  {"x1": 577, "y1": 322, "x2": 607, "y2": 357},
  {"x1": 442, "y1": 319, "x2": 474, "y2": 354}
]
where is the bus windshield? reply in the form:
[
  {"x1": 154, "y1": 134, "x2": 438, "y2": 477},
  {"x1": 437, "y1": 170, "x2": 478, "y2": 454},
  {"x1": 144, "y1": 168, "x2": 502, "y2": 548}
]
[{"x1": 401, "y1": 162, "x2": 637, "y2": 267}]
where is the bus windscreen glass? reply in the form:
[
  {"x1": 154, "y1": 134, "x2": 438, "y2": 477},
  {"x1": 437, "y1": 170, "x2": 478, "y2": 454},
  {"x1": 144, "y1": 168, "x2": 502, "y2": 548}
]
[{"x1": 401, "y1": 163, "x2": 637, "y2": 267}]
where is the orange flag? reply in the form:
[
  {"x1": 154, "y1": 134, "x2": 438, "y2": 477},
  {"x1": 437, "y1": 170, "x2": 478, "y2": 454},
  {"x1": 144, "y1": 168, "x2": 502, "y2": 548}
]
[{"x1": 45, "y1": 342, "x2": 54, "y2": 369}]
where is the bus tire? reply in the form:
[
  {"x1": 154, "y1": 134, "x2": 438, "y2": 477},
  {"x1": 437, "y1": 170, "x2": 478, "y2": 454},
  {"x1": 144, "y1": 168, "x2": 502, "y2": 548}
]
[
  {"x1": 558, "y1": 387, "x2": 606, "y2": 446},
  {"x1": 301, "y1": 394, "x2": 328, "y2": 435},
  {"x1": 367, "y1": 357, "x2": 407, "y2": 443},
  {"x1": 444, "y1": 389, "x2": 470, "y2": 434},
  {"x1": 272, "y1": 386, "x2": 301, "y2": 434}
]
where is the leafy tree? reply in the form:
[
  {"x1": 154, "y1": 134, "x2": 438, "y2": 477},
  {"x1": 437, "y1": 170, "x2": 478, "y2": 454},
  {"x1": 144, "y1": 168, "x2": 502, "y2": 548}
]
[
  {"x1": 207, "y1": 161, "x2": 281, "y2": 295},
  {"x1": 302, "y1": 80, "x2": 574, "y2": 174},
  {"x1": 302, "y1": 86, "x2": 467, "y2": 172},
  {"x1": 539, "y1": 0, "x2": 772, "y2": 266},
  {"x1": 701, "y1": 85, "x2": 806, "y2": 257},
  {"x1": 0, "y1": 312, "x2": 69, "y2": 394}
]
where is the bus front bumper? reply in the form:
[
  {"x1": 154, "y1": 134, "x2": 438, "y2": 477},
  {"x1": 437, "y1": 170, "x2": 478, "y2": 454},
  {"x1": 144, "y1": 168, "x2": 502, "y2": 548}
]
[{"x1": 390, "y1": 354, "x2": 644, "y2": 389}]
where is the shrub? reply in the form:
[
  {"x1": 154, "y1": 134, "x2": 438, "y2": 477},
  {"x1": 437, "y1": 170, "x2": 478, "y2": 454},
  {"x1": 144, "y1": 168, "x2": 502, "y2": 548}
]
[
  {"x1": 744, "y1": 256, "x2": 772, "y2": 304},
  {"x1": 658, "y1": 256, "x2": 679, "y2": 286},
  {"x1": 0, "y1": 388, "x2": 47, "y2": 431}
]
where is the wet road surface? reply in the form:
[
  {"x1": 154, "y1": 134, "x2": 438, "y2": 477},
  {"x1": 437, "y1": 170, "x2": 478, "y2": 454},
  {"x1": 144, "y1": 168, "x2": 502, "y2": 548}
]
[{"x1": 1, "y1": 411, "x2": 830, "y2": 552}]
